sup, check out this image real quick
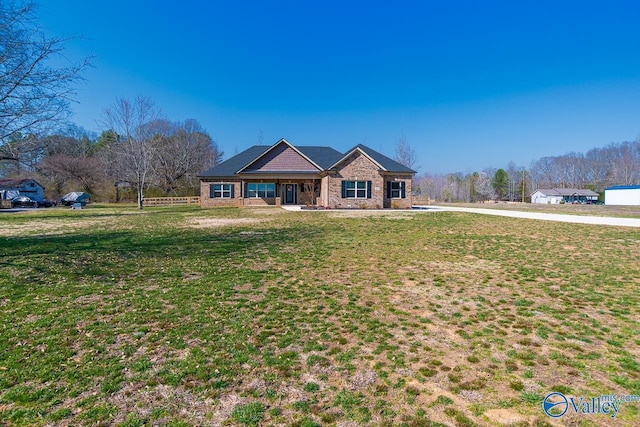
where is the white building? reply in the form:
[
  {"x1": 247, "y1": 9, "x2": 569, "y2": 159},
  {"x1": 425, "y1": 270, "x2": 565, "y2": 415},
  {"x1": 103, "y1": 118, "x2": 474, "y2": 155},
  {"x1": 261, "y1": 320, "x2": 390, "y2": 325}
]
[
  {"x1": 604, "y1": 185, "x2": 640, "y2": 206},
  {"x1": 531, "y1": 188, "x2": 599, "y2": 204}
]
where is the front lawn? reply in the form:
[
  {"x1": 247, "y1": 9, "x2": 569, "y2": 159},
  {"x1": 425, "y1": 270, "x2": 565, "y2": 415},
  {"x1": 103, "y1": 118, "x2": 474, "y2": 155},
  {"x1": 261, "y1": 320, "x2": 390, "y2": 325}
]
[{"x1": 1, "y1": 206, "x2": 638, "y2": 426}]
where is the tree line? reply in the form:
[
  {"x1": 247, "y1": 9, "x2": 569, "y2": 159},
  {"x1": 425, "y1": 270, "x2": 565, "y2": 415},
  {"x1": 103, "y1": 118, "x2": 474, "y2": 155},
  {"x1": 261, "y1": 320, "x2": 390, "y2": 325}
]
[
  {"x1": 0, "y1": 104, "x2": 222, "y2": 205},
  {"x1": 411, "y1": 140, "x2": 640, "y2": 202}
]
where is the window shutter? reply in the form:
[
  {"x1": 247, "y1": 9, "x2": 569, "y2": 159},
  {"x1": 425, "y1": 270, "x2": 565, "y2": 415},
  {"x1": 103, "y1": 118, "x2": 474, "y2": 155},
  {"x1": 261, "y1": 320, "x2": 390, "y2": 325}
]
[
  {"x1": 341, "y1": 181, "x2": 346, "y2": 198},
  {"x1": 230, "y1": 185, "x2": 235, "y2": 198},
  {"x1": 210, "y1": 184, "x2": 215, "y2": 198},
  {"x1": 401, "y1": 181, "x2": 406, "y2": 198},
  {"x1": 386, "y1": 182, "x2": 391, "y2": 199},
  {"x1": 367, "y1": 181, "x2": 372, "y2": 199}
]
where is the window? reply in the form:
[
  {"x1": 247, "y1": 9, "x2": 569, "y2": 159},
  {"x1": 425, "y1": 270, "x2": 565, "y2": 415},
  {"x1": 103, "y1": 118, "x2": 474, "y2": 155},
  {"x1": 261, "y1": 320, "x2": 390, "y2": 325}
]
[
  {"x1": 341, "y1": 180, "x2": 371, "y2": 199},
  {"x1": 387, "y1": 181, "x2": 406, "y2": 199},
  {"x1": 210, "y1": 183, "x2": 234, "y2": 198},
  {"x1": 245, "y1": 182, "x2": 276, "y2": 198}
]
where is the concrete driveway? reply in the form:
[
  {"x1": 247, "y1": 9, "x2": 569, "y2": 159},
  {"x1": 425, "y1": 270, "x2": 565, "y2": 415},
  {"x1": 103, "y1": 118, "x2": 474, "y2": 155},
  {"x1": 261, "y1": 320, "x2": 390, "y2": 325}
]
[
  {"x1": 0, "y1": 208, "x2": 36, "y2": 213},
  {"x1": 418, "y1": 205, "x2": 640, "y2": 228}
]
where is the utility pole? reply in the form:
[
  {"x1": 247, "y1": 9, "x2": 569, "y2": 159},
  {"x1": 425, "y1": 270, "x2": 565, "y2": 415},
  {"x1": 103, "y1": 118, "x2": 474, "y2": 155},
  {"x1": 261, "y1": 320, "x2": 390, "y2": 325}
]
[{"x1": 522, "y1": 170, "x2": 526, "y2": 203}]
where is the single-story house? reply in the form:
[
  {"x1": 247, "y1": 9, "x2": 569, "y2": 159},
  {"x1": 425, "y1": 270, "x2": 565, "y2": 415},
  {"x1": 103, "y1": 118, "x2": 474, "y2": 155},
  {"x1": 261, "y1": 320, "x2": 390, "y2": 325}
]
[
  {"x1": 531, "y1": 188, "x2": 599, "y2": 204},
  {"x1": 604, "y1": 185, "x2": 640, "y2": 206},
  {"x1": 198, "y1": 138, "x2": 416, "y2": 208},
  {"x1": 0, "y1": 178, "x2": 45, "y2": 202}
]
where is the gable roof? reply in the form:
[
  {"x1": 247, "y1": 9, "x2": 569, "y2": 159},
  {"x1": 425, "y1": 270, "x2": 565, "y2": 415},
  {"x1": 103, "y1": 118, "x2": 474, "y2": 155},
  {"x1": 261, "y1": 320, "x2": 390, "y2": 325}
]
[
  {"x1": 237, "y1": 139, "x2": 328, "y2": 173},
  {"x1": 198, "y1": 145, "x2": 270, "y2": 178},
  {"x1": 0, "y1": 178, "x2": 44, "y2": 189},
  {"x1": 534, "y1": 188, "x2": 599, "y2": 197},
  {"x1": 198, "y1": 140, "x2": 415, "y2": 178},
  {"x1": 330, "y1": 144, "x2": 416, "y2": 174}
]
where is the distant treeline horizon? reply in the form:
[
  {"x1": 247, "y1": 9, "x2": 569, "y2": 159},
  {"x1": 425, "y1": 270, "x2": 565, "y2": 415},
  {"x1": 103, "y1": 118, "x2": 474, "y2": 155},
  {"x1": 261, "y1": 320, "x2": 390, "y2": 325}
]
[{"x1": 413, "y1": 140, "x2": 640, "y2": 202}]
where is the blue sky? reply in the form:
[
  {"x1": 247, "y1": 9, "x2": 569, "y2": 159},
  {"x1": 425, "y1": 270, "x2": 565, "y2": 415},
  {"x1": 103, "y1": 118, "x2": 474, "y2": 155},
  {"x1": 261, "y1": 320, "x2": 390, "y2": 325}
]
[{"x1": 40, "y1": 0, "x2": 640, "y2": 173}]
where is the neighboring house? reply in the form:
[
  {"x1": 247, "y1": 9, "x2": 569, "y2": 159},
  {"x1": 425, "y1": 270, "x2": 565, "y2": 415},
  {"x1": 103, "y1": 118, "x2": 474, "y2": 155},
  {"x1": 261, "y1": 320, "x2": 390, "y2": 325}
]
[
  {"x1": 604, "y1": 185, "x2": 640, "y2": 206},
  {"x1": 198, "y1": 138, "x2": 416, "y2": 208},
  {"x1": 0, "y1": 178, "x2": 45, "y2": 202},
  {"x1": 531, "y1": 188, "x2": 599, "y2": 204}
]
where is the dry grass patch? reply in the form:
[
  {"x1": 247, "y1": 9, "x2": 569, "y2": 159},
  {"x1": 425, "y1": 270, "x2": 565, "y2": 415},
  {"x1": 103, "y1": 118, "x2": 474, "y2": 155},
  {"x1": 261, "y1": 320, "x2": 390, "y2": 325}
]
[
  {"x1": 327, "y1": 209, "x2": 417, "y2": 219},
  {"x1": 0, "y1": 217, "x2": 112, "y2": 237},
  {"x1": 185, "y1": 217, "x2": 266, "y2": 228}
]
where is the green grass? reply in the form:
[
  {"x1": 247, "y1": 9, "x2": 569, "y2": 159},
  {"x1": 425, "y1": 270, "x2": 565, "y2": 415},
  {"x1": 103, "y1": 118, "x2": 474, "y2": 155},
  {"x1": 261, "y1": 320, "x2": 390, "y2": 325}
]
[
  {"x1": 1, "y1": 204, "x2": 639, "y2": 425},
  {"x1": 231, "y1": 402, "x2": 265, "y2": 426}
]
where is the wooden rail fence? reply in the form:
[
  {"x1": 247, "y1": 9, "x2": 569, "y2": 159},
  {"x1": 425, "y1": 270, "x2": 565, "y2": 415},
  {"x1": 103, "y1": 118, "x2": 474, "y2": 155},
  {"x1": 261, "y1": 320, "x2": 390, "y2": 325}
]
[
  {"x1": 142, "y1": 197, "x2": 201, "y2": 207},
  {"x1": 412, "y1": 196, "x2": 431, "y2": 205}
]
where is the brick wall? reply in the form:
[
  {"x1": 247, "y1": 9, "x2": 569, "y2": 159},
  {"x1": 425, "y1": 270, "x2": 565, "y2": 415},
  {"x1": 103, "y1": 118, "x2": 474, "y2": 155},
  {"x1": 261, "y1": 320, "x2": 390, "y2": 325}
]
[
  {"x1": 242, "y1": 198, "x2": 277, "y2": 206},
  {"x1": 383, "y1": 174, "x2": 413, "y2": 208},
  {"x1": 320, "y1": 176, "x2": 330, "y2": 207},
  {"x1": 199, "y1": 179, "x2": 242, "y2": 207},
  {"x1": 327, "y1": 151, "x2": 385, "y2": 209}
]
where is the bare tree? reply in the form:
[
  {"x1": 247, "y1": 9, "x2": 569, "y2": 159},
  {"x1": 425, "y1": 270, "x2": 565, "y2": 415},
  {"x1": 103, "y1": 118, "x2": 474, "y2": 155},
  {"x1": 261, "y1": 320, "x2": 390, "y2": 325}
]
[
  {"x1": 154, "y1": 119, "x2": 222, "y2": 195},
  {"x1": 102, "y1": 96, "x2": 161, "y2": 209},
  {"x1": 0, "y1": 132, "x2": 39, "y2": 175},
  {"x1": 475, "y1": 172, "x2": 494, "y2": 201},
  {"x1": 394, "y1": 131, "x2": 416, "y2": 170},
  {"x1": 38, "y1": 154, "x2": 102, "y2": 195},
  {"x1": 526, "y1": 141, "x2": 640, "y2": 193},
  {"x1": 612, "y1": 141, "x2": 639, "y2": 185},
  {"x1": 34, "y1": 128, "x2": 101, "y2": 197},
  {"x1": 585, "y1": 147, "x2": 611, "y2": 189},
  {"x1": 300, "y1": 179, "x2": 319, "y2": 205},
  {"x1": 0, "y1": 2, "x2": 90, "y2": 161}
]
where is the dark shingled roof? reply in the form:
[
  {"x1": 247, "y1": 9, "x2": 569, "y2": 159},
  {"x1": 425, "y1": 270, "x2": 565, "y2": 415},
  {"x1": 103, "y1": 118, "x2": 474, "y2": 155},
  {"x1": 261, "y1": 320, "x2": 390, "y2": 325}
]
[
  {"x1": 296, "y1": 146, "x2": 344, "y2": 170},
  {"x1": 198, "y1": 142, "x2": 416, "y2": 177},
  {"x1": 339, "y1": 144, "x2": 416, "y2": 173},
  {"x1": 198, "y1": 145, "x2": 269, "y2": 178}
]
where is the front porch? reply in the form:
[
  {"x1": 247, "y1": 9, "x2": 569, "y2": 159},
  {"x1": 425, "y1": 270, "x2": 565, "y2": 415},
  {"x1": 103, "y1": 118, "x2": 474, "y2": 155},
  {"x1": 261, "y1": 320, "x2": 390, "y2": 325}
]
[{"x1": 239, "y1": 178, "x2": 321, "y2": 207}]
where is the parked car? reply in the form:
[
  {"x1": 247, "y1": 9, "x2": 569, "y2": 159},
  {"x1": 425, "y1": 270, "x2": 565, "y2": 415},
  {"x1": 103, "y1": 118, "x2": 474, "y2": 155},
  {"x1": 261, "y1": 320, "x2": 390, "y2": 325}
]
[
  {"x1": 61, "y1": 191, "x2": 90, "y2": 206},
  {"x1": 39, "y1": 199, "x2": 56, "y2": 207},
  {"x1": 11, "y1": 196, "x2": 38, "y2": 208}
]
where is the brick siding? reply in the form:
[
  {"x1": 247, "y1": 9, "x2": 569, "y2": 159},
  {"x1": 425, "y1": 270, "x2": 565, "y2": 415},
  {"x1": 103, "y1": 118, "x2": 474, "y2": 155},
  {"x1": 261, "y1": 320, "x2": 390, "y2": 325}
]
[
  {"x1": 327, "y1": 151, "x2": 384, "y2": 209},
  {"x1": 200, "y1": 179, "x2": 242, "y2": 208},
  {"x1": 383, "y1": 174, "x2": 413, "y2": 209}
]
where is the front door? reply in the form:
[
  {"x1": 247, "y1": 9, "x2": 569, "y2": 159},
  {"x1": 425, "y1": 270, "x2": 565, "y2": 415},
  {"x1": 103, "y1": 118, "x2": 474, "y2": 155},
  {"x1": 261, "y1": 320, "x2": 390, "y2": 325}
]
[{"x1": 283, "y1": 184, "x2": 297, "y2": 204}]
